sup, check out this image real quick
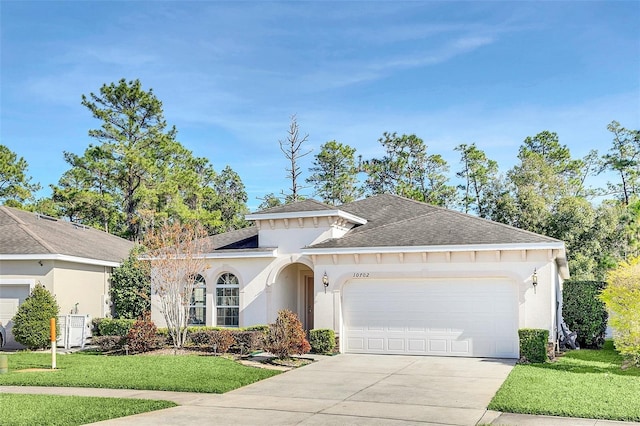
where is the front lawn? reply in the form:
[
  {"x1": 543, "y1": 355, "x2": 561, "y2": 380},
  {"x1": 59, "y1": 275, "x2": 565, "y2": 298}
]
[
  {"x1": 0, "y1": 351, "x2": 279, "y2": 393},
  {"x1": 489, "y1": 341, "x2": 640, "y2": 422},
  {"x1": 0, "y1": 393, "x2": 176, "y2": 426}
]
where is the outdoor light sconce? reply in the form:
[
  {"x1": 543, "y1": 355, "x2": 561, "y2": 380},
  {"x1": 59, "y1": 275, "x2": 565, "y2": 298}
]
[
  {"x1": 322, "y1": 272, "x2": 329, "y2": 293},
  {"x1": 532, "y1": 268, "x2": 538, "y2": 294}
]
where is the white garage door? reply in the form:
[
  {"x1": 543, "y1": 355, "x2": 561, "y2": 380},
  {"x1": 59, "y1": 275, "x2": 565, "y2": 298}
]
[{"x1": 342, "y1": 278, "x2": 519, "y2": 358}]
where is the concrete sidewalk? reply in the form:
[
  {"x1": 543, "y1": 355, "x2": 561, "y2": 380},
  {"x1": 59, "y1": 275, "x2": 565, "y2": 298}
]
[{"x1": 2, "y1": 354, "x2": 639, "y2": 425}]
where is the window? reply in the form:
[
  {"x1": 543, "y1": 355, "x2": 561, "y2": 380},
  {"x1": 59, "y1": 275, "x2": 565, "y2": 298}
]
[
  {"x1": 188, "y1": 274, "x2": 206, "y2": 326},
  {"x1": 216, "y1": 272, "x2": 239, "y2": 327}
]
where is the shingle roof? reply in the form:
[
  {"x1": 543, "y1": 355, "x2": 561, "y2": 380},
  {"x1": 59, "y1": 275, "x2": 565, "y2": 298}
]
[
  {"x1": 0, "y1": 206, "x2": 134, "y2": 263},
  {"x1": 310, "y1": 194, "x2": 560, "y2": 249},
  {"x1": 201, "y1": 227, "x2": 259, "y2": 250},
  {"x1": 253, "y1": 199, "x2": 334, "y2": 215}
]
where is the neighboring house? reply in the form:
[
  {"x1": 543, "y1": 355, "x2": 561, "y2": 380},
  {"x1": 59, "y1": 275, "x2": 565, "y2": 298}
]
[
  {"x1": 0, "y1": 206, "x2": 134, "y2": 349},
  {"x1": 151, "y1": 194, "x2": 569, "y2": 359}
]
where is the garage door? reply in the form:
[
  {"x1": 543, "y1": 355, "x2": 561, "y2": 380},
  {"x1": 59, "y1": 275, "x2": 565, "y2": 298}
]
[{"x1": 342, "y1": 278, "x2": 518, "y2": 358}]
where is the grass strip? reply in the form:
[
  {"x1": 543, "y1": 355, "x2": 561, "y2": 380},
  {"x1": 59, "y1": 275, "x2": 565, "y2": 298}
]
[
  {"x1": 489, "y1": 341, "x2": 640, "y2": 422},
  {"x1": 0, "y1": 351, "x2": 279, "y2": 393},
  {"x1": 0, "y1": 393, "x2": 176, "y2": 426}
]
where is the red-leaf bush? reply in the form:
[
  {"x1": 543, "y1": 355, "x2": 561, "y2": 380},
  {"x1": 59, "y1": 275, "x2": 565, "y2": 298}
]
[{"x1": 264, "y1": 309, "x2": 311, "y2": 359}]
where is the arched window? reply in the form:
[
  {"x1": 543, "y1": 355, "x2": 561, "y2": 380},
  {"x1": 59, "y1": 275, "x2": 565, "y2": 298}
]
[
  {"x1": 188, "y1": 274, "x2": 206, "y2": 326},
  {"x1": 216, "y1": 272, "x2": 239, "y2": 327}
]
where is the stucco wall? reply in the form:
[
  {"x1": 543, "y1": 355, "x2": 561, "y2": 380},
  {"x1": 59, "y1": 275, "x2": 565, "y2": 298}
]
[
  {"x1": 1, "y1": 259, "x2": 111, "y2": 319},
  {"x1": 310, "y1": 249, "x2": 559, "y2": 342}
]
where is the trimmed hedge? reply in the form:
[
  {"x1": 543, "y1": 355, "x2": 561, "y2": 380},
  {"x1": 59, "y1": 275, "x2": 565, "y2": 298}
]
[
  {"x1": 519, "y1": 328, "x2": 549, "y2": 363},
  {"x1": 96, "y1": 318, "x2": 136, "y2": 337},
  {"x1": 563, "y1": 280, "x2": 608, "y2": 348},
  {"x1": 93, "y1": 335, "x2": 125, "y2": 351},
  {"x1": 309, "y1": 329, "x2": 336, "y2": 354}
]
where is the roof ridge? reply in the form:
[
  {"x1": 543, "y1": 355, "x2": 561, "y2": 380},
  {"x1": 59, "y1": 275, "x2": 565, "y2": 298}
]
[
  {"x1": 1, "y1": 206, "x2": 57, "y2": 253},
  {"x1": 314, "y1": 209, "x2": 439, "y2": 246}
]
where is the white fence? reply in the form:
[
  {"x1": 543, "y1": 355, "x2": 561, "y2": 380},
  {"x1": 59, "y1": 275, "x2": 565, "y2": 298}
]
[{"x1": 57, "y1": 315, "x2": 89, "y2": 349}]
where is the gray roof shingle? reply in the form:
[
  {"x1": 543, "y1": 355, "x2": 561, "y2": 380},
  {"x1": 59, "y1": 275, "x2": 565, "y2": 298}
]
[
  {"x1": 0, "y1": 206, "x2": 134, "y2": 263},
  {"x1": 310, "y1": 194, "x2": 559, "y2": 249}
]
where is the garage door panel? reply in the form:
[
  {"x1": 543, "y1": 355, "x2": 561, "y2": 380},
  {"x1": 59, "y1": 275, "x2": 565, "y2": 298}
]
[{"x1": 343, "y1": 279, "x2": 518, "y2": 358}]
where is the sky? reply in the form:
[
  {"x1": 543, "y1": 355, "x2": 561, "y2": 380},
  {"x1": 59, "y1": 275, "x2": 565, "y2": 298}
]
[{"x1": 1, "y1": 1, "x2": 639, "y2": 211}]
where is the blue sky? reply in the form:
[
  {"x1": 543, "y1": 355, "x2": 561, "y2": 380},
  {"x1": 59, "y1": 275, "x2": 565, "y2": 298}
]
[{"x1": 2, "y1": 1, "x2": 639, "y2": 210}]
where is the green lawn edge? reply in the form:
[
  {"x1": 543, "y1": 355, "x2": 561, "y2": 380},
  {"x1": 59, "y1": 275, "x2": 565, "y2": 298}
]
[
  {"x1": 0, "y1": 393, "x2": 176, "y2": 426},
  {"x1": 0, "y1": 351, "x2": 280, "y2": 393},
  {"x1": 489, "y1": 341, "x2": 640, "y2": 422}
]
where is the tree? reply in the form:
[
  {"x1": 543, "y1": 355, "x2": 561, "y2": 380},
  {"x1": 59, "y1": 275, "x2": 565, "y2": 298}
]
[
  {"x1": 209, "y1": 165, "x2": 249, "y2": 232},
  {"x1": 600, "y1": 256, "x2": 640, "y2": 367},
  {"x1": 503, "y1": 131, "x2": 582, "y2": 234},
  {"x1": 455, "y1": 143, "x2": 499, "y2": 217},
  {"x1": 12, "y1": 284, "x2": 60, "y2": 350},
  {"x1": 144, "y1": 220, "x2": 209, "y2": 349},
  {"x1": 257, "y1": 193, "x2": 283, "y2": 211},
  {"x1": 601, "y1": 121, "x2": 640, "y2": 205},
  {"x1": 0, "y1": 144, "x2": 40, "y2": 206},
  {"x1": 362, "y1": 132, "x2": 456, "y2": 206},
  {"x1": 54, "y1": 79, "x2": 244, "y2": 239},
  {"x1": 111, "y1": 246, "x2": 151, "y2": 319},
  {"x1": 306, "y1": 140, "x2": 362, "y2": 205},
  {"x1": 279, "y1": 115, "x2": 311, "y2": 203}
]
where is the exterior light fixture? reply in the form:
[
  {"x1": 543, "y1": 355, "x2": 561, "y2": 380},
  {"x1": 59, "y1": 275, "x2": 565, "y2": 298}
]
[
  {"x1": 322, "y1": 272, "x2": 329, "y2": 293},
  {"x1": 532, "y1": 268, "x2": 538, "y2": 293}
]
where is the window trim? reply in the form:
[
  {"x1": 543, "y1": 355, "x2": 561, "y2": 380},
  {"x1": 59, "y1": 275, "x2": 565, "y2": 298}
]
[
  {"x1": 216, "y1": 272, "x2": 240, "y2": 327},
  {"x1": 188, "y1": 274, "x2": 206, "y2": 326}
]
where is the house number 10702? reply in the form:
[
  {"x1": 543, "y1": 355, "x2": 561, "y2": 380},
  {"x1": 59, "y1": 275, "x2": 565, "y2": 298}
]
[{"x1": 353, "y1": 272, "x2": 370, "y2": 278}]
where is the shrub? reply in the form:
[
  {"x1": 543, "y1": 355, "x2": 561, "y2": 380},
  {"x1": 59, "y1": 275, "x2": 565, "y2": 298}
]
[
  {"x1": 264, "y1": 310, "x2": 311, "y2": 359},
  {"x1": 97, "y1": 318, "x2": 136, "y2": 336},
  {"x1": 601, "y1": 257, "x2": 640, "y2": 367},
  {"x1": 245, "y1": 324, "x2": 270, "y2": 334},
  {"x1": 518, "y1": 328, "x2": 549, "y2": 363},
  {"x1": 309, "y1": 329, "x2": 336, "y2": 354},
  {"x1": 12, "y1": 284, "x2": 60, "y2": 350},
  {"x1": 110, "y1": 247, "x2": 151, "y2": 319},
  {"x1": 125, "y1": 313, "x2": 159, "y2": 354},
  {"x1": 94, "y1": 335, "x2": 125, "y2": 352},
  {"x1": 563, "y1": 280, "x2": 608, "y2": 348},
  {"x1": 210, "y1": 330, "x2": 235, "y2": 354},
  {"x1": 232, "y1": 331, "x2": 264, "y2": 354}
]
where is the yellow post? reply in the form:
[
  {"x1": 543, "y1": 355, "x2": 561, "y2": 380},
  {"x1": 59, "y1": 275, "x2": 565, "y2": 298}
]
[{"x1": 50, "y1": 317, "x2": 56, "y2": 369}]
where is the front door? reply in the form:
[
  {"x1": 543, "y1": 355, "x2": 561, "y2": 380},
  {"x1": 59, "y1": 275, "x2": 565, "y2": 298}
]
[{"x1": 304, "y1": 276, "x2": 314, "y2": 331}]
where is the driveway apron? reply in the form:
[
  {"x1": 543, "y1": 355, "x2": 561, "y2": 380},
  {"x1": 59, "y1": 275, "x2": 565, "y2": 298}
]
[{"x1": 92, "y1": 354, "x2": 515, "y2": 425}]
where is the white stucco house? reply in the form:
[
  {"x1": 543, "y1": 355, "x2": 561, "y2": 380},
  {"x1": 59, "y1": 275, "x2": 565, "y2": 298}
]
[
  {"x1": 0, "y1": 206, "x2": 134, "y2": 348},
  {"x1": 151, "y1": 194, "x2": 569, "y2": 359}
]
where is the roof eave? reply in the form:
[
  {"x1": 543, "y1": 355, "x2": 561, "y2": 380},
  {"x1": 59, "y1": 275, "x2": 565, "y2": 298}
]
[
  {"x1": 246, "y1": 210, "x2": 367, "y2": 225},
  {"x1": 303, "y1": 241, "x2": 567, "y2": 255},
  {"x1": 0, "y1": 254, "x2": 122, "y2": 268}
]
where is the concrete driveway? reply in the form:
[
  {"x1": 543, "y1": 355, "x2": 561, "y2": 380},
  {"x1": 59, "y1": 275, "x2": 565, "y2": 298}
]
[{"x1": 93, "y1": 354, "x2": 515, "y2": 425}]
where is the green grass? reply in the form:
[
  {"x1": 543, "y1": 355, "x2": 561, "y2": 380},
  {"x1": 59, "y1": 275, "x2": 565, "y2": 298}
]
[
  {"x1": 489, "y1": 341, "x2": 640, "y2": 422},
  {"x1": 0, "y1": 393, "x2": 176, "y2": 426},
  {"x1": 0, "y1": 350, "x2": 279, "y2": 393}
]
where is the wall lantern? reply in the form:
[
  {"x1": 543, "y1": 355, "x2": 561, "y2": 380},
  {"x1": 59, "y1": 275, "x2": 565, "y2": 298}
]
[
  {"x1": 532, "y1": 268, "x2": 538, "y2": 293},
  {"x1": 322, "y1": 272, "x2": 329, "y2": 293}
]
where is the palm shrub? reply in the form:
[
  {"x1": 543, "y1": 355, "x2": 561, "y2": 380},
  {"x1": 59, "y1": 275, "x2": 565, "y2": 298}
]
[
  {"x1": 12, "y1": 283, "x2": 60, "y2": 349},
  {"x1": 563, "y1": 280, "x2": 608, "y2": 348},
  {"x1": 601, "y1": 257, "x2": 640, "y2": 367},
  {"x1": 264, "y1": 309, "x2": 310, "y2": 358}
]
